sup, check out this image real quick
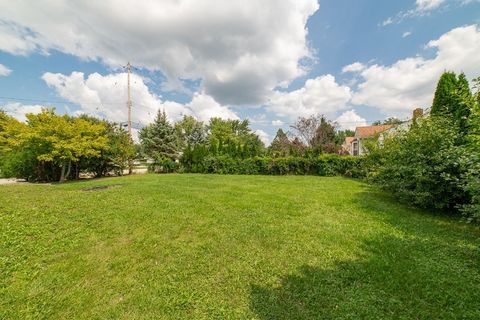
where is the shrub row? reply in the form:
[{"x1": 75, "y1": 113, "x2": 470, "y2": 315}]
[{"x1": 178, "y1": 154, "x2": 365, "y2": 177}]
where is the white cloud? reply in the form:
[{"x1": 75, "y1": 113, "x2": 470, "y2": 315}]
[
  {"x1": 415, "y1": 0, "x2": 445, "y2": 12},
  {"x1": 0, "y1": 63, "x2": 12, "y2": 76},
  {"x1": 352, "y1": 25, "x2": 480, "y2": 116},
  {"x1": 0, "y1": 0, "x2": 319, "y2": 106},
  {"x1": 41, "y1": 71, "x2": 238, "y2": 124},
  {"x1": 402, "y1": 31, "x2": 412, "y2": 38},
  {"x1": 342, "y1": 62, "x2": 366, "y2": 73},
  {"x1": 186, "y1": 93, "x2": 239, "y2": 122},
  {"x1": 267, "y1": 75, "x2": 352, "y2": 120},
  {"x1": 1, "y1": 102, "x2": 43, "y2": 122},
  {"x1": 382, "y1": 17, "x2": 394, "y2": 27},
  {"x1": 335, "y1": 110, "x2": 367, "y2": 131},
  {"x1": 271, "y1": 119, "x2": 285, "y2": 126},
  {"x1": 381, "y1": 0, "x2": 446, "y2": 26},
  {"x1": 254, "y1": 129, "x2": 270, "y2": 145}
]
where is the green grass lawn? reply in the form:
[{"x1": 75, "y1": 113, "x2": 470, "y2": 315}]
[{"x1": 1, "y1": 174, "x2": 479, "y2": 319}]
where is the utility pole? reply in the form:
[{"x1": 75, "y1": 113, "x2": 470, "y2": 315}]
[
  {"x1": 126, "y1": 62, "x2": 133, "y2": 174},
  {"x1": 126, "y1": 62, "x2": 132, "y2": 139}
]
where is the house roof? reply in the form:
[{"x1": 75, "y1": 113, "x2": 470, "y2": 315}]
[
  {"x1": 343, "y1": 136, "x2": 355, "y2": 145},
  {"x1": 355, "y1": 125, "x2": 393, "y2": 139}
]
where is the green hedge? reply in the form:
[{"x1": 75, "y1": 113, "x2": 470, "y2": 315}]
[{"x1": 181, "y1": 154, "x2": 365, "y2": 177}]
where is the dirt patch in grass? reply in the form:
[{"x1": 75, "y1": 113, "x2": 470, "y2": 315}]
[{"x1": 81, "y1": 184, "x2": 123, "y2": 191}]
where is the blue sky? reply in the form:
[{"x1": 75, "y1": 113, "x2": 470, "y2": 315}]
[{"x1": 0, "y1": 0, "x2": 479, "y2": 143}]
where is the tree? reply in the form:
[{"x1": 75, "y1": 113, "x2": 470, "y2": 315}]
[
  {"x1": 206, "y1": 118, "x2": 264, "y2": 157},
  {"x1": 174, "y1": 115, "x2": 207, "y2": 149},
  {"x1": 431, "y1": 71, "x2": 473, "y2": 135},
  {"x1": 24, "y1": 110, "x2": 108, "y2": 181},
  {"x1": 311, "y1": 116, "x2": 336, "y2": 150},
  {"x1": 431, "y1": 71, "x2": 459, "y2": 116},
  {"x1": 290, "y1": 115, "x2": 320, "y2": 147},
  {"x1": 73, "y1": 115, "x2": 135, "y2": 178},
  {"x1": 140, "y1": 109, "x2": 178, "y2": 161},
  {"x1": 334, "y1": 129, "x2": 354, "y2": 146},
  {"x1": 289, "y1": 137, "x2": 306, "y2": 157},
  {"x1": 269, "y1": 129, "x2": 290, "y2": 157},
  {"x1": 372, "y1": 117, "x2": 403, "y2": 126}
]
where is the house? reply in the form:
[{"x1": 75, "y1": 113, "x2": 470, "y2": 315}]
[
  {"x1": 343, "y1": 108, "x2": 427, "y2": 156},
  {"x1": 341, "y1": 137, "x2": 355, "y2": 155},
  {"x1": 349, "y1": 125, "x2": 393, "y2": 156}
]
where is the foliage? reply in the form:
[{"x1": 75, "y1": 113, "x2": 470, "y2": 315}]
[
  {"x1": 206, "y1": 117, "x2": 265, "y2": 158},
  {"x1": 289, "y1": 114, "x2": 322, "y2": 147},
  {"x1": 140, "y1": 109, "x2": 178, "y2": 161},
  {"x1": 174, "y1": 115, "x2": 207, "y2": 149},
  {"x1": 460, "y1": 153, "x2": 480, "y2": 221},
  {"x1": 368, "y1": 116, "x2": 467, "y2": 211},
  {"x1": 372, "y1": 117, "x2": 403, "y2": 126},
  {"x1": 179, "y1": 154, "x2": 364, "y2": 177},
  {"x1": 431, "y1": 71, "x2": 473, "y2": 135},
  {"x1": 78, "y1": 118, "x2": 135, "y2": 177},
  {"x1": 268, "y1": 129, "x2": 290, "y2": 157},
  {"x1": 148, "y1": 156, "x2": 179, "y2": 173},
  {"x1": 334, "y1": 129, "x2": 354, "y2": 146},
  {"x1": 0, "y1": 109, "x2": 134, "y2": 181}
]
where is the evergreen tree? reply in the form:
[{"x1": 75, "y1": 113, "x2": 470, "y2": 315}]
[
  {"x1": 312, "y1": 116, "x2": 336, "y2": 148},
  {"x1": 431, "y1": 71, "x2": 474, "y2": 136},
  {"x1": 431, "y1": 71, "x2": 458, "y2": 116},
  {"x1": 139, "y1": 110, "x2": 178, "y2": 161},
  {"x1": 269, "y1": 129, "x2": 290, "y2": 157},
  {"x1": 455, "y1": 73, "x2": 473, "y2": 134}
]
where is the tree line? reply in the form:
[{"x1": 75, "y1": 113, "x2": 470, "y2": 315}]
[{"x1": 0, "y1": 110, "x2": 134, "y2": 182}]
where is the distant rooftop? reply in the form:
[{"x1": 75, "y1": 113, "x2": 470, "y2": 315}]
[{"x1": 355, "y1": 125, "x2": 394, "y2": 139}]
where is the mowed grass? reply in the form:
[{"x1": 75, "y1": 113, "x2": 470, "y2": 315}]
[{"x1": 1, "y1": 174, "x2": 479, "y2": 319}]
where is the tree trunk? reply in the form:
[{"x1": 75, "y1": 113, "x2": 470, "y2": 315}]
[
  {"x1": 65, "y1": 160, "x2": 72, "y2": 180},
  {"x1": 59, "y1": 160, "x2": 71, "y2": 182},
  {"x1": 59, "y1": 163, "x2": 66, "y2": 182}
]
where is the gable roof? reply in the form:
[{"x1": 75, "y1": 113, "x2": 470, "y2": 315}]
[{"x1": 355, "y1": 125, "x2": 393, "y2": 139}]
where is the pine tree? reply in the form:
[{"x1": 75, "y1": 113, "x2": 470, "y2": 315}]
[
  {"x1": 269, "y1": 129, "x2": 290, "y2": 157},
  {"x1": 139, "y1": 109, "x2": 178, "y2": 160}
]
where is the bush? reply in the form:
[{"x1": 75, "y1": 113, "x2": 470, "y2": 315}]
[
  {"x1": 173, "y1": 154, "x2": 364, "y2": 177},
  {"x1": 460, "y1": 153, "x2": 480, "y2": 222},
  {"x1": 368, "y1": 116, "x2": 468, "y2": 212},
  {"x1": 148, "y1": 157, "x2": 179, "y2": 173}
]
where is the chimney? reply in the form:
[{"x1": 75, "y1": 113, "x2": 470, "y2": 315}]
[{"x1": 413, "y1": 108, "x2": 423, "y2": 120}]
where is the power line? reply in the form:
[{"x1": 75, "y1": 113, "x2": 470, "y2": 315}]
[
  {"x1": 0, "y1": 95, "x2": 413, "y2": 126},
  {"x1": 0, "y1": 96, "x2": 125, "y2": 105}
]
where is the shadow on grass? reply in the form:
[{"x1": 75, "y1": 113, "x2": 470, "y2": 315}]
[
  {"x1": 250, "y1": 237, "x2": 480, "y2": 319},
  {"x1": 250, "y1": 186, "x2": 480, "y2": 319}
]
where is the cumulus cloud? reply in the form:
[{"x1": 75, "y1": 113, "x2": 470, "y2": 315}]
[
  {"x1": 342, "y1": 62, "x2": 366, "y2": 73},
  {"x1": 186, "y1": 93, "x2": 239, "y2": 122},
  {"x1": 0, "y1": 63, "x2": 11, "y2": 76},
  {"x1": 334, "y1": 110, "x2": 367, "y2": 131},
  {"x1": 267, "y1": 75, "x2": 352, "y2": 120},
  {"x1": 1, "y1": 102, "x2": 43, "y2": 122},
  {"x1": 0, "y1": 0, "x2": 319, "y2": 105},
  {"x1": 41, "y1": 71, "x2": 238, "y2": 124},
  {"x1": 351, "y1": 25, "x2": 480, "y2": 116}
]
